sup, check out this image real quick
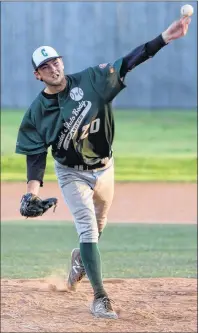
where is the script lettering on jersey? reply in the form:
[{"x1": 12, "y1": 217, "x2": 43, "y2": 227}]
[{"x1": 57, "y1": 100, "x2": 92, "y2": 150}]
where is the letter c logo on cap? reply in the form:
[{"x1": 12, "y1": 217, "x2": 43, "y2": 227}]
[{"x1": 41, "y1": 48, "x2": 48, "y2": 57}]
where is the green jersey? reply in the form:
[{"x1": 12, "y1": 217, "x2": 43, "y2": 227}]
[{"x1": 16, "y1": 59, "x2": 126, "y2": 166}]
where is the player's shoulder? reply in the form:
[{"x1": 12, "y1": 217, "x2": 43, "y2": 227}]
[
  {"x1": 94, "y1": 63, "x2": 111, "y2": 70},
  {"x1": 30, "y1": 92, "x2": 43, "y2": 110},
  {"x1": 67, "y1": 68, "x2": 89, "y2": 82},
  {"x1": 21, "y1": 92, "x2": 43, "y2": 123},
  {"x1": 29, "y1": 93, "x2": 42, "y2": 115},
  {"x1": 67, "y1": 63, "x2": 111, "y2": 81},
  {"x1": 89, "y1": 63, "x2": 111, "y2": 73},
  {"x1": 87, "y1": 63, "x2": 114, "y2": 79}
]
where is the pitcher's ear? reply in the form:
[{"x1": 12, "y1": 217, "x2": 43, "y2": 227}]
[{"x1": 34, "y1": 70, "x2": 41, "y2": 81}]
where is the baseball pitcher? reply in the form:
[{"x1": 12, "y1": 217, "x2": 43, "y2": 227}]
[{"x1": 16, "y1": 17, "x2": 191, "y2": 319}]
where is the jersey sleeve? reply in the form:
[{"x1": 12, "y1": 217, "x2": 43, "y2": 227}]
[
  {"x1": 87, "y1": 59, "x2": 126, "y2": 103},
  {"x1": 27, "y1": 152, "x2": 47, "y2": 187},
  {"x1": 120, "y1": 34, "x2": 167, "y2": 77},
  {"x1": 15, "y1": 109, "x2": 48, "y2": 155}
]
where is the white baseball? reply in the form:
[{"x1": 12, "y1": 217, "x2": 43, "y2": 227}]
[{"x1": 181, "y1": 4, "x2": 194, "y2": 17}]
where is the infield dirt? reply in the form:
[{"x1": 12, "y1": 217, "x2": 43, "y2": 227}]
[
  {"x1": 1, "y1": 182, "x2": 197, "y2": 223},
  {"x1": 1, "y1": 277, "x2": 197, "y2": 332}
]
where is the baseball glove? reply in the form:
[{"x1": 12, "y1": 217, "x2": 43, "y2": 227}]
[{"x1": 20, "y1": 193, "x2": 58, "y2": 218}]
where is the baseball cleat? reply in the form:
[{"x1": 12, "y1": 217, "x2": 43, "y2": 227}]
[
  {"x1": 90, "y1": 296, "x2": 118, "y2": 319},
  {"x1": 67, "y1": 248, "x2": 86, "y2": 291}
]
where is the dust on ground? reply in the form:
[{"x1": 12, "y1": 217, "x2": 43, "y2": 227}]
[{"x1": 1, "y1": 277, "x2": 197, "y2": 332}]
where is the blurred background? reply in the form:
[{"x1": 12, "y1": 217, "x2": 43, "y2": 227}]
[
  {"x1": 1, "y1": 1, "x2": 197, "y2": 109},
  {"x1": 1, "y1": 1, "x2": 197, "y2": 182}
]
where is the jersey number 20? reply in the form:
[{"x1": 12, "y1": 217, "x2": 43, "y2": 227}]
[{"x1": 80, "y1": 118, "x2": 100, "y2": 140}]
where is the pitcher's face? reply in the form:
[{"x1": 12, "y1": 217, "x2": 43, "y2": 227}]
[{"x1": 34, "y1": 57, "x2": 65, "y2": 86}]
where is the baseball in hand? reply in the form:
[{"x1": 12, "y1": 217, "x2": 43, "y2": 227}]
[{"x1": 181, "y1": 4, "x2": 194, "y2": 17}]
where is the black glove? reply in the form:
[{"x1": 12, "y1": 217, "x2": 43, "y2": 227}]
[{"x1": 20, "y1": 193, "x2": 58, "y2": 218}]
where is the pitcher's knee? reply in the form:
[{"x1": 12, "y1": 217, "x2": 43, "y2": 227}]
[
  {"x1": 79, "y1": 228, "x2": 99, "y2": 243},
  {"x1": 97, "y1": 217, "x2": 107, "y2": 233},
  {"x1": 74, "y1": 209, "x2": 98, "y2": 242}
]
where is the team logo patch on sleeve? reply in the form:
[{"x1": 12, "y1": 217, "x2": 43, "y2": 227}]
[{"x1": 99, "y1": 63, "x2": 108, "y2": 69}]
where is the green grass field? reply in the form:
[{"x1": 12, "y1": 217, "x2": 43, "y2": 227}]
[
  {"x1": 1, "y1": 109, "x2": 197, "y2": 182},
  {"x1": 1, "y1": 221, "x2": 197, "y2": 279}
]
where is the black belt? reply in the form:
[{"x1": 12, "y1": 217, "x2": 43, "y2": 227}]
[{"x1": 67, "y1": 156, "x2": 111, "y2": 171}]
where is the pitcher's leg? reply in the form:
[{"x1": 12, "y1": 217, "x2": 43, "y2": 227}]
[
  {"x1": 93, "y1": 162, "x2": 114, "y2": 237},
  {"x1": 60, "y1": 179, "x2": 108, "y2": 297},
  {"x1": 55, "y1": 165, "x2": 109, "y2": 300},
  {"x1": 61, "y1": 180, "x2": 98, "y2": 242}
]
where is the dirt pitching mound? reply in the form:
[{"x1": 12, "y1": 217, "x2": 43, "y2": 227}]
[{"x1": 1, "y1": 277, "x2": 197, "y2": 332}]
